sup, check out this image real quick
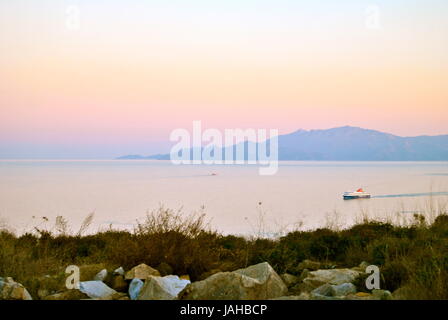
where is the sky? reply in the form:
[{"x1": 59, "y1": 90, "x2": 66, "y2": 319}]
[{"x1": 1, "y1": 0, "x2": 447, "y2": 158}]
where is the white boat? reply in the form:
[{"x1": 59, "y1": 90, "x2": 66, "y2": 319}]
[{"x1": 343, "y1": 188, "x2": 371, "y2": 200}]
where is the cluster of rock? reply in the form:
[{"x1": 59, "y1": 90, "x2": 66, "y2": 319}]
[
  {"x1": 276, "y1": 260, "x2": 392, "y2": 300},
  {"x1": 43, "y1": 263, "x2": 192, "y2": 300},
  {"x1": 0, "y1": 260, "x2": 394, "y2": 300}
]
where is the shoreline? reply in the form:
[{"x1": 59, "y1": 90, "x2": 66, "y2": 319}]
[{"x1": 1, "y1": 208, "x2": 447, "y2": 300}]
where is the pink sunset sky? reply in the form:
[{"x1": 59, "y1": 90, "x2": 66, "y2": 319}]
[{"x1": 1, "y1": 0, "x2": 447, "y2": 158}]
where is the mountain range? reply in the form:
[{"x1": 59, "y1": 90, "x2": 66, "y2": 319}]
[{"x1": 117, "y1": 126, "x2": 448, "y2": 161}]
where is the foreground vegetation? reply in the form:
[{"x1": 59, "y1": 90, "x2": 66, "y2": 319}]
[{"x1": 1, "y1": 207, "x2": 448, "y2": 300}]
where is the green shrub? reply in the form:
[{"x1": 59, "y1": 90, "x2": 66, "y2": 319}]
[{"x1": 1, "y1": 208, "x2": 447, "y2": 300}]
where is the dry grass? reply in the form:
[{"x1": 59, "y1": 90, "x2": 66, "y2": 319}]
[{"x1": 1, "y1": 205, "x2": 447, "y2": 299}]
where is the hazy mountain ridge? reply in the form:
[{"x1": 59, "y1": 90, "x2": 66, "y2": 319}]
[{"x1": 117, "y1": 126, "x2": 448, "y2": 161}]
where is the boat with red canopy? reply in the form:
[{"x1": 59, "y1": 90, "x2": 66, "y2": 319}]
[{"x1": 343, "y1": 188, "x2": 371, "y2": 200}]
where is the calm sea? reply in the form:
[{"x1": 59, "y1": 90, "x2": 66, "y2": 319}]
[{"x1": 1, "y1": 160, "x2": 447, "y2": 236}]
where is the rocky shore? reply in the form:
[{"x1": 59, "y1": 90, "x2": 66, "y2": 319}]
[
  {"x1": 0, "y1": 261, "x2": 394, "y2": 300},
  {"x1": 3, "y1": 211, "x2": 447, "y2": 300}
]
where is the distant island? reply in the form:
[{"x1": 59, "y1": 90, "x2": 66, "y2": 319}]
[
  {"x1": 117, "y1": 154, "x2": 170, "y2": 160},
  {"x1": 117, "y1": 126, "x2": 448, "y2": 161}
]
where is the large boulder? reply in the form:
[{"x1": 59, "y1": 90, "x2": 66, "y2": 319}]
[
  {"x1": 79, "y1": 281, "x2": 117, "y2": 300},
  {"x1": 303, "y1": 268, "x2": 361, "y2": 288},
  {"x1": 125, "y1": 264, "x2": 160, "y2": 280},
  {"x1": 138, "y1": 275, "x2": 190, "y2": 300},
  {"x1": 0, "y1": 277, "x2": 32, "y2": 300},
  {"x1": 179, "y1": 262, "x2": 287, "y2": 300}
]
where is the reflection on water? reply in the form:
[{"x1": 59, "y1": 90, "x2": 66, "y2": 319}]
[
  {"x1": 0, "y1": 160, "x2": 447, "y2": 235},
  {"x1": 373, "y1": 192, "x2": 448, "y2": 199}
]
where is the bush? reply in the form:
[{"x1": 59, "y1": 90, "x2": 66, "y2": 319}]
[
  {"x1": 380, "y1": 260, "x2": 410, "y2": 292},
  {"x1": 1, "y1": 208, "x2": 447, "y2": 299},
  {"x1": 112, "y1": 207, "x2": 223, "y2": 280}
]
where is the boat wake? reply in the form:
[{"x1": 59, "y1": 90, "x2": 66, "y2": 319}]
[{"x1": 372, "y1": 192, "x2": 448, "y2": 199}]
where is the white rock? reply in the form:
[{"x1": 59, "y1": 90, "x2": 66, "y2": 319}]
[
  {"x1": 113, "y1": 267, "x2": 125, "y2": 276},
  {"x1": 93, "y1": 269, "x2": 108, "y2": 281},
  {"x1": 138, "y1": 275, "x2": 190, "y2": 300},
  {"x1": 129, "y1": 278, "x2": 144, "y2": 300},
  {"x1": 79, "y1": 281, "x2": 116, "y2": 300}
]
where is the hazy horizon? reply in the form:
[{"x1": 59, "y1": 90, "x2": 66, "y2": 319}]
[{"x1": 1, "y1": 125, "x2": 448, "y2": 160}]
